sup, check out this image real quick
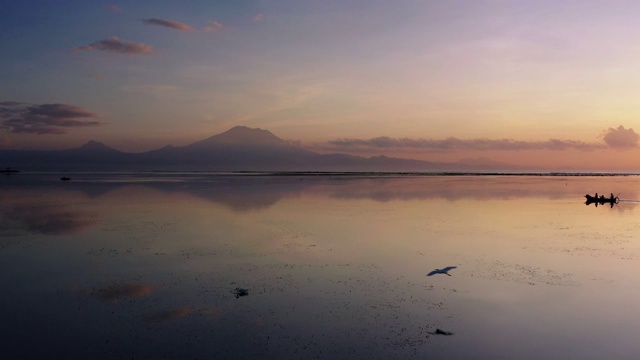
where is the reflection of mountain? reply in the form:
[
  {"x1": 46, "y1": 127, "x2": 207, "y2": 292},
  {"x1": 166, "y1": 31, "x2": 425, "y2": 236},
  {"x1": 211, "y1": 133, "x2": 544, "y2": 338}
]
[
  {"x1": 0, "y1": 126, "x2": 523, "y2": 172},
  {"x1": 2, "y1": 174, "x2": 637, "y2": 220}
]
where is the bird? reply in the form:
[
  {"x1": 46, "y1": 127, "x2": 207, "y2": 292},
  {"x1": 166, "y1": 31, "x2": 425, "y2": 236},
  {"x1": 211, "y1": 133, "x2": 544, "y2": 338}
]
[{"x1": 427, "y1": 266, "x2": 457, "y2": 276}]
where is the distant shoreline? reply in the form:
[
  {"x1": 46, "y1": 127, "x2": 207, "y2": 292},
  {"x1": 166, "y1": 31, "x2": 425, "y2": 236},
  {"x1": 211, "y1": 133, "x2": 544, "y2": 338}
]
[{"x1": 5, "y1": 170, "x2": 640, "y2": 177}]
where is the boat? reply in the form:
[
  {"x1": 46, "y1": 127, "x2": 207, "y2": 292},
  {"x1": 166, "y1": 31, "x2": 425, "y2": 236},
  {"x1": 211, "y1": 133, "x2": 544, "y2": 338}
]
[
  {"x1": 60, "y1": 176, "x2": 71, "y2": 181},
  {"x1": 585, "y1": 193, "x2": 619, "y2": 207},
  {"x1": 0, "y1": 167, "x2": 19, "y2": 173}
]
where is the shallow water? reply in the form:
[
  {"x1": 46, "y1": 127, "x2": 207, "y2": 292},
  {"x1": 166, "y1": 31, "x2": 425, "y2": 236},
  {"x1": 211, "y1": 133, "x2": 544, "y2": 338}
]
[{"x1": 1, "y1": 173, "x2": 640, "y2": 359}]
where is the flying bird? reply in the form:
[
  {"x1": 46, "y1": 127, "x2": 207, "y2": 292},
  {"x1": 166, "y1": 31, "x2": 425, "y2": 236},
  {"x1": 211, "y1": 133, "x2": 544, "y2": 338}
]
[{"x1": 427, "y1": 266, "x2": 457, "y2": 276}]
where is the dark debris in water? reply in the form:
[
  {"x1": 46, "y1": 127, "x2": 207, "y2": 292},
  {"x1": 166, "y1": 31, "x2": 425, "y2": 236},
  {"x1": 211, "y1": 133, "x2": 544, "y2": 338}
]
[
  {"x1": 233, "y1": 287, "x2": 249, "y2": 298},
  {"x1": 429, "y1": 328, "x2": 454, "y2": 336}
]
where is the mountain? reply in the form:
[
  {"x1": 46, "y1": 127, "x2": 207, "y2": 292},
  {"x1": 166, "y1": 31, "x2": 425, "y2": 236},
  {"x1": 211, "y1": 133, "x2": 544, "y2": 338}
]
[
  {"x1": 77, "y1": 140, "x2": 121, "y2": 153},
  {"x1": 187, "y1": 126, "x2": 287, "y2": 148},
  {"x1": 0, "y1": 126, "x2": 524, "y2": 172}
]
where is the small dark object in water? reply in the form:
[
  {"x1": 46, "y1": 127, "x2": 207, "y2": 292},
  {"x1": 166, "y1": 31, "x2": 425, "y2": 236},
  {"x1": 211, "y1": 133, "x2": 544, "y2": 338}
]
[
  {"x1": 1, "y1": 167, "x2": 19, "y2": 173},
  {"x1": 233, "y1": 287, "x2": 248, "y2": 298},
  {"x1": 433, "y1": 328, "x2": 454, "y2": 336},
  {"x1": 427, "y1": 266, "x2": 457, "y2": 276},
  {"x1": 585, "y1": 193, "x2": 618, "y2": 208},
  {"x1": 61, "y1": 176, "x2": 71, "y2": 181}
]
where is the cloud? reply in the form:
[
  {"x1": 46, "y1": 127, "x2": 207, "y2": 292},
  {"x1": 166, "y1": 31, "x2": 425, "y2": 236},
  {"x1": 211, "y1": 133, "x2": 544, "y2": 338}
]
[
  {"x1": 328, "y1": 136, "x2": 605, "y2": 152},
  {"x1": 0, "y1": 102, "x2": 104, "y2": 135},
  {"x1": 75, "y1": 36, "x2": 153, "y2": 55},
  {"x1": 143, "y1": 18, "x2": 194, "y2": 31},
  {"x1": 253, "y1": 13, "x2": 264, "y2": 23},
  {"x1": 203, "y1": 20, "x2": 224, "y2": 32},
  {"x1": 0, "y1": 135, "x2": 10, "y2": 148},
  {"x1": 603, "y1": 125, "x2": 639, "y2": 148}
]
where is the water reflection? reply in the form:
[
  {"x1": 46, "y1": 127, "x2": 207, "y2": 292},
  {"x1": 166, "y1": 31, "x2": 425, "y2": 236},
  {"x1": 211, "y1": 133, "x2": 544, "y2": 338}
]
[
  {"x1": 2, "y1": 202, "x2": 96, "y2": 235},
  {"x1": 83, "y1": 283, "x2": 153, "y2": 302},
  {"x1": 144, "y1": 307, "x2": 195, "y2": 322},
  {"x1": 3, "y1": 174, "x2": 640, "y2": 214},
  {"x1": 1, "y1": 174, "x2": 640, "y2": 359},
  {"x1": 0, "y1": 188, "x2": 97, "y2": 235}
]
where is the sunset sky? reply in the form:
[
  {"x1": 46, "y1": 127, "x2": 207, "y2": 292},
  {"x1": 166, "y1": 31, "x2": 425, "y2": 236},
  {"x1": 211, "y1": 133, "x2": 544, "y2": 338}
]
[{"x1": 2, "y1": 0, "x2": 640, "y2": 170}]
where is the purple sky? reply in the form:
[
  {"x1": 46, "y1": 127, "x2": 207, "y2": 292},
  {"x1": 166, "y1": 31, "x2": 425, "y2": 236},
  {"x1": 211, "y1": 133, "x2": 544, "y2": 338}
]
[{"x1": 1, "y1": 1, "x2": 640, "y2": 169}]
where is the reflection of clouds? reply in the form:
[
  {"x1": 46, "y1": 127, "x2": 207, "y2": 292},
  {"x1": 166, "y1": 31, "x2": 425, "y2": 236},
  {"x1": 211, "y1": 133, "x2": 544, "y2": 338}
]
[
  {"x1": 144, "y1": 307, "x2": 194, "y2": 322},
  {"x1": 145, "y1": 306, "x2": 224, "y2": 323},
  {"x1": 5, "y1": 175, "x2": 640, "y2": 217},
  {"x1": 202, "y1": 307, "x2": 223, "y2": 320},
  {"x1": 83, "y1": 283, "x2": 153, "y2": 302},
  {"x1": 2, "y1": 203, "x2": 96, "y2": 235}
]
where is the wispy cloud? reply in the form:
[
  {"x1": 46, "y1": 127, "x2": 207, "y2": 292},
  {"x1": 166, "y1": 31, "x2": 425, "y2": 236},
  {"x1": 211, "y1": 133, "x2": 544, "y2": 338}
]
[
  {"x1": 75, "y1": 36, "x2": 153, "y2": 55},
  {"x1": 603, "y1": 125, "x2": 639, "y2": 148},
  {"x1": 203, "y1": 20, "x2": 224, "y2": 32},
  {"x1": 143, "y1": 18, "x2": 194, "y2": 31},
  {"x1": 328, "y1": 135, "x2": 616, "y2": 152},
  {"x1": 0, "y1": 102, "x2": 104, "y2": 135}
]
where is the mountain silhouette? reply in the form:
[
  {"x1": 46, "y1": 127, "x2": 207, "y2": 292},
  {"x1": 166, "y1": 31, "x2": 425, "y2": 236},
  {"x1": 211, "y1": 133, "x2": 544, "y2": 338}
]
[
  {"x1": 0, "y1": 126, "x2": 524, "y2": 172},
  {"x1": 77, "y1": 140, "x2": 121, "y2": 153},
  {"x1": 188, "y1": 126, "x2": 287, "y2": 148}
]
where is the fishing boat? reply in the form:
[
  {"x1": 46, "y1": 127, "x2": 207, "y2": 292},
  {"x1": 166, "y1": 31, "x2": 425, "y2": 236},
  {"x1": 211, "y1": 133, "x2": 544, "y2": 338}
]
[
  {"x1": 584, "y1": 193, "x2": 619, "y2": 207},
  {"x1": 60, "y1": 176, "x2": 71, "y2": 181},
  {"x1": 0, "y1": 167, "x2": 19, "y2": 173}
]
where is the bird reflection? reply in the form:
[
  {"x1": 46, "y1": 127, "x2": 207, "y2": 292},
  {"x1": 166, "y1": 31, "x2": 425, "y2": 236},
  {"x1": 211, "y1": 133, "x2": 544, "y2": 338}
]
[
  {"x1": 233, "y1": 287, "x2": 249, "y2": 298},
  {"x1": 428, "y1": 328, "x2": 454, "y2": 336},
  {"x1": 427, "y1": 266, "x2": 457, "y2": 276}
]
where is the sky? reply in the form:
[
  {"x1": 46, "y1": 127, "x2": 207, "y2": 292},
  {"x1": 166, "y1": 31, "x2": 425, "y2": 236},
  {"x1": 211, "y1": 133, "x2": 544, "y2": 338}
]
[{"x1": 2, "y1": 0, "x2": 640, "y2": 170}]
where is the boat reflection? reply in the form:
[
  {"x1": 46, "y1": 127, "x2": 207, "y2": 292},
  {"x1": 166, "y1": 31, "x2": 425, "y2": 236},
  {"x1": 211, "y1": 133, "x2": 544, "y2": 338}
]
[{"x1": 584, "y1": 193, "x2": 619, "y2": 208}]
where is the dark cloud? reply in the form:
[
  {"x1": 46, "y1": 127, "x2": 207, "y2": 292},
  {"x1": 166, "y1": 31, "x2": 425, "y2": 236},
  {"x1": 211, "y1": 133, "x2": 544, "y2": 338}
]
[
  {"x1": 603, "y1": 125, "x2": 639, "y2": 148},
  {"x1": 0, "y1": 135, "x2": 10, "y2": 148},
  {"x1": 0, "y1": 102, "x2": 103, "y2": 135},
  {"x1": 143, "y1": 18, "x2": 194, "y2": 31},
  {"x1": 329, "y1": 137, "x2": 605, "y2": 151},
  {"x1": 75, "y1": 36, "x2": 152, "y2": 54}
]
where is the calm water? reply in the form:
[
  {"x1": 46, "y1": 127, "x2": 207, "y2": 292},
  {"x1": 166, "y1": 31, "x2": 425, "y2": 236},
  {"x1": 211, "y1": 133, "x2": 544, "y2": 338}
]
[{"x1": 2, "y1": 173, "x2": 640, "y2": 359}]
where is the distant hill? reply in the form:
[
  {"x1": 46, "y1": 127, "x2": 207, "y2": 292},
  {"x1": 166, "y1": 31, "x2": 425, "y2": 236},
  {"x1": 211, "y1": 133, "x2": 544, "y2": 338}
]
[{"x1": 0, "y1": 126, "x2": 525, "y2": 172}]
